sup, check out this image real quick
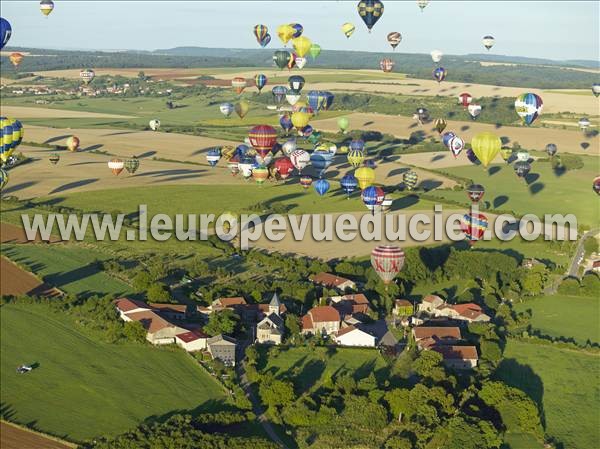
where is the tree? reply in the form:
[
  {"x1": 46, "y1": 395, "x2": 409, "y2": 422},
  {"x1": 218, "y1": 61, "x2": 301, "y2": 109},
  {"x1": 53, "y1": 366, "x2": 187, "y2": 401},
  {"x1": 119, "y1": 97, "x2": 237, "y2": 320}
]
[
  {"x1": 132, "y1": 270, "x2": 152, "y2": 291},
  {"x1": 284, "y1": 314, "x2": 301, "y2": 342},
  {"x1": 146, "y1": 283, "x2": 172, "y2": 303},
  {"x1": 336, "y1": 373, "x2": 357, "y2": 395},
  {"x1": 384, "y1": 436, "x2": 413, "y2": 449},
  {"x1": 480, "y1": 339, "x2": 502, "y2": 364},
  {"x1": 413, "y1": 350, "x2": 446, "y2": 383},
  {"x1": 123, "y1": 320, "x2": 147, "y2": 343},
  {"x1": 205, "y1": 309, "x2": 239, "y2": 336},
  {"x1": 384, "y1": 388, "x2": 411, "y2": 421},
  {"x1": 137, "y1": 70, "x2": 146, "y2": 81},
  {"x1": 259, "y1": 379, "x2": 295, "y2": 409},
  {"x1": 519, "y1": 265, "x2": 548, "y2": 296}
]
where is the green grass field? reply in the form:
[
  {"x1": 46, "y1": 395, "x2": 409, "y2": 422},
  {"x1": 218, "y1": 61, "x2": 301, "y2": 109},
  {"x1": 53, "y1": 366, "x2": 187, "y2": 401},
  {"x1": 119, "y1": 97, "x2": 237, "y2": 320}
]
[
  {"x1": 427, "y1": 156, "x2": 600, "y2": 227},
  {"x1": 0, "y1": 303, "x2": 227, "y2": 442},
  {"x1": 0, "y1": 243, "x2": 133, "y2": 298},
  {"x1": 496, "y1": 339, "x2": 600, "y2": 449},
  {"x1": 514, "y1": 295, "x2": 600, "y2": 344}
]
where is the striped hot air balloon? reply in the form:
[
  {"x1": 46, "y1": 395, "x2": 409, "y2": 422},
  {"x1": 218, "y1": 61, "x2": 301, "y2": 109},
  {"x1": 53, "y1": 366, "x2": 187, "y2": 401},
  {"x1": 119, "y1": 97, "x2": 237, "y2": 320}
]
[
  {"x1": 403, "y1": 170, "x2": 418, "y2": 190},
  {"x1": 253, "y1": 24, "x2": 269, "y2": 44},
  {"x1": 380, "y1": 58, "x2": 394, "y2": 73},
  {"x1": 300, "y1": 175, "x2": 313, "y2": 190},
  {"x1": 49, "y1": 153, "x2": 60, "y2": 165},
  {"x1": 387, "y1": 32, "x2": 402, "y2": 49},
  {"x1": 252, "y1": 166, "x2": 269, "y2": 185},
  {"x1": 232, "y1": 77, "x2": 247, "y2": 95},
  {"x1": 348, "y1": 149, "x2": 365, "y2": 168},
  {"x1": 461, "y1": 212, "x2": 488, "y2": 246},
  {"x1": 254, "y1": 74, "x2": 267, "y2": 93},
  {"x1": 515, "y1": 93, "x2": 543, "y2": 126},
  {"x1": 314, "y1": 178, "x2": 330, "y2": 196},
  {"x1": 362, "y1": 185, "x2": 385, "y2": 214},
  {"x1": 248, "y1": 125, "x2": 277, "y2": 157},
  {"x1": 0, "y1": 168, "x2": 7, "y2": 190},
  {"x1": 108, "y1": 159, "x2": 124, "y2": 176},
  {"x1": 340, "y1": 174, "x2": 358, "y2": 198},
  {"x1": 371, "y1": 245, "x2": 405, "y2": 284}
]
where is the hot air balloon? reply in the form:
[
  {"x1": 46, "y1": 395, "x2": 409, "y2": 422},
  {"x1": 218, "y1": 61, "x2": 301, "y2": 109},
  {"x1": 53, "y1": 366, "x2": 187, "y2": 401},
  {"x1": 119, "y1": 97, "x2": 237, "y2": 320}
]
[
  {"x1": 433, "y1": 67, "x2": 447, "y2": 83},
  {"x1": 260, "y1": 34, "x2": 272, "y2": 47},
  {"x1": 434, "y1": 118, "x2": 447, "y2": 134},
  {"x1": 514, "y1": 161, "x2": 531, "y2": 180},
  {"x1": 337, "y1": 117, "x2": 350, "y2": 134},
  {"x1": 49, "y1": 153, "x2": 60, "y2": 165},
  {"x1": 309, "y1": 44, "x2": 321, "y2": 60},
  {"x1": 468, "y1": 103, "x2": 482, "y2": 120},
  {"x1": 482, "y1": 35, "x2": 495, "y2": 51},
  {"x1": 277, "y1": 24, "x2": 295, "y2": 46},
  {"x1": 80, "y1": 69, "x2": 95, "y2": 85},
  {"x1": 467, "y1": 184, "x2": 485, "y2": 203},
  {"x1": 290, "y1": 23, "x2": 304, "y2": 38},
  {"x1": 515, "y1": 93, "x2": 543, "y2": 126},
  {"x1": 282, "y1": 139, "x2": 297, "y2": 156},
  {"x1": 342, "y1": 23, "x2": 356, "y2": 38},
  {"x1": 578, "y1": 117, "x2": 591, "y2": 130},
  {"x1": 0, "y1": 168, "x2": 7, "y2": 190},
  {"x1": 232, "y1": 77, "x2": 246, "y2": 95},
  {"x1": 403, "y1": 170, "x2": 418, "y2": 190},
  {"x1": 415, "y1": 107, "x2": 430, "y2": 124},
  {"x1": 125, "y1": 157, "x2": 140, "y2": 174},
  {"x1": 362, "y1": 185, "x2": 385, "y2": 214},
  {"x1": 458, "y1": 92, "x2": 472, "y2": 108},
  {"x1": 235, "y1": 100, "x2": 249, "y2": 119},
  {"x1": 322, "y1": 91, "x2": 335, "y2": 111},
  {"x1": 40, "y1": 0, "x2": 54, "y2": 17},
  {"x1": 249, "y1": 125, "x2": 277, "y2": 158},
  {"x1": 273, "y1": 50, "x2": 292, "y2": 70},
  {"x1": 593, "y1": 84, "x2": 600, "y2": 98},
  {"x1": 228, "y1": 155, "x2": 240, "y2": 176},
  {"x1": 593, "y1": 176, "x2": 600, "y2": 195},
  {"x1": 271, "y1": 86, "x2": 288, "y2": 105},
  {"x1": 206, "y1": 148, "x2": 221, "y2": 167},
  {"x1": 295, "y1": 56, "x2": 308, "y2": 69},
  {"x1": 254, "y1": 74, "x2": 267, "y2": 93},
  {"x1": 416, "y1": 0, "x2": 429, "y2": 12},
  {"x1": 357, "y1": 0, "x2": 384, "y2": 32},
  {"x1": 274, "y1": 157, "x2": 295, "y2": 180},
  {"x1": 238, "y1": 157, "x2": 254, "y2": 180},
  {"x1": 545, "y1": 143, "x2": 557, "y2": 157},
  {"x1": 300, "y1": 125, "x2": 314, "y2": 138},
  {"x1": 149, "y1": 119, "x2": 160, "y2": 131},
  {"x1": 430, "y1": 49, "x2": 443, "y2": 64},
  {"x1": 347, "y1": 149, "x2": 364, "y2": 168},
  {"x1": 371, "y1": 245, "x2": 405, "y2": 284},
  {"x1": 355, "y1": 166, "x2": 375, "y2": 189},
  {"x1": 310, "y1": 150, "x2": 334, "y2": 178},
  {"x1": 279, "y1": 114, "x2": 293, "y2": 134},
  {"x1": 285, "y1": 89, "x2": 301, "y2": 106},
  {"x1": 291, "y1": 111, "x2": 311, "y2": 131},
  {"x1": 307, "y1": 90, "x2": 325, "y2": 113},
  {"x1": 253, "y1": 166, "x2": 269, "y2": 185},
  {"x1": 516, "y1": 150, "x2": 530, "y2": 162},
  {"x1": 461, "y1": 212, "x2": 488, "y2": 246},
  {"x1": 290, "y1": 149, "x2": 310, "y2": 173},
  {"x1": 0, "y1": 18, "x2": 11, "y2": 50},
  {"x1": 350, "y1": 139, "x2": 365, "y2": 153},
  {"x1": 313, "y1": 178, "x2": 330, "y2": 196},
  {"x1": 340, "y1": 174, "x2": 358, "y2": 198},
  {"x1": 255, "y1": 152, "x2": 273, "y2": 167},
  {"x1": 500, "y1": 148, "x2": 513, "y2": 162},
  {"x1": 307, "y1": 131, "x2": 322, "y2": 145},
  {"x1": 387, "y1": 32, "x2": 402, "y2": 49},
  {"x1": 108, "y1": 159, "x2": 124, "y2": 176},
  {"x1": 380, "y1": 58, "x2": 394, "y2": 73},
  {"x1": 300, "y1": 175, "x2": 313, "y2": 190},
  {"x1": 442, "y1": 132, "x2": 456, "y2": 148},
  {"x1": 220, "y1": 103, "x2": 234, "y2": 118},
  {"x1": 471, "y1": 132, "x2": 501, "y2": 168},
  {"x1": 466, "y1": 149, "x2": 479, "y2": 165},
  {"x1": 288, "y1": 75, "x2": 305, "y2": 91},
  {"x1": 448, "y1": 136, "x2": 464, "y2": 158},
  {"x1": 9, "y1": 52, "x2": 24, "y2": 68},
  {"x1": 66, "y1": 135, "x2": 80, "y2": 152},
  {"x1": 292, "y1": 36, "x2": 312, "y2": 58},
  {"x1": 254, "y1": 24, "x2": 268, "y2": 44}
]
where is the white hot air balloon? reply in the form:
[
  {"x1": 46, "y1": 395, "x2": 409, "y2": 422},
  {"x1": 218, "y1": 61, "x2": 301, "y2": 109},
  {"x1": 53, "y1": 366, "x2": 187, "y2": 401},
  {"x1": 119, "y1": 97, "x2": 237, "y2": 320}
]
[
  {"x1": 220, "y1": 102, "x2": 234, "y2": 118},
  {"x1": 282, "y1": 139, "x2": 298, "y2": 156},
  {"x1": 289, "y1": 149, "x2": 310, "y2": 172},
  {"x1": 482, "y1": 35, "x2": 495, "y2": 51},
  {"x1": 430, "y1": 49, "x2": 443, "y2": 64},
  {"x1": 149, "y1": 119, "x2": 160, "y2": 131},
  {"x1": 468, "y1": 103, "x2": 482, "y2": 120}
]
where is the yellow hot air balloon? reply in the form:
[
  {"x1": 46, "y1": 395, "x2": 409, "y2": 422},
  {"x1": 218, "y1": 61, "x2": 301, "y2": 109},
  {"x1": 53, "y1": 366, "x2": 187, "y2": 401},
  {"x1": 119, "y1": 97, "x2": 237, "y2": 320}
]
[
  {"x1": 292, "y1": 36, "x2": 312, "y2": 58},
  {"x1": 291, "y1": 111, "x2": 310, "y2": 130},
  {"x1": 235, "y1": 100, "x2": 249, "y2": 119},
  {"x1": 277, "y1": 24, "x2": 295, "y2": 46},
  {"x1": 342, "y1": 23, "x2": 356, "y2": 38},
  {"x1": 355, "y1": 166, "x2": 375, "y2": 189},
  {"x1": 471, "y1": 132, "x2": 501, "y2": 168},
  {"x1": 348, "y1": 149, "x2": 365, "y2": 168},
  {"x1": 9, "y1": 52, "x2": 24, "y2": 68}
]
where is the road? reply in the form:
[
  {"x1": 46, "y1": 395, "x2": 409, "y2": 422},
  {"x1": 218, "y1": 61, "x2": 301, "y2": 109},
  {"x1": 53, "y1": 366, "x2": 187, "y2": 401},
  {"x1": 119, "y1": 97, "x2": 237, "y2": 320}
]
[{"x1": 566, "y1": 228, "x2": 599, "y2": 278}]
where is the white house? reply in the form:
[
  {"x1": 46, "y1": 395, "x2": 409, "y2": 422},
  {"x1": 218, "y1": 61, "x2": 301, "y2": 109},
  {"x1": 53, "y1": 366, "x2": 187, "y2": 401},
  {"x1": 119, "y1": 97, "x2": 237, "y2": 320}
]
[
  {"x1": 256, "y1": 294, "x2": 285, "y2": 344},
  {"x1": 417, "y1": 295, "x2": 444, "y2": 314},
  {"x1": 302, "y1": 306, "x2": 341, "y2": 336},
  {"x1": 431, "y1": 345, "x2": 479, "y2": 370},
  {"x1": 125, "y1": 310, "x2": 188, "y2": 345},
  {"x1": 114, "y1": 298, "x2": 151, "y2": 321},
  {"x1": 333, "y1": 325, "x2": 376, "y2": 347},
  {"x1": 175, "y1": 329, "x2": 209, "y2": 352}
]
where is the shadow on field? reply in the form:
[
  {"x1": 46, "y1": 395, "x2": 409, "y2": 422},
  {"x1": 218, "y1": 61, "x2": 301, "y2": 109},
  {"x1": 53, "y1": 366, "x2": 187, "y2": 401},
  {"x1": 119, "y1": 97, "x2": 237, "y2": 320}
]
[
  {"x1": 189, "y1": 147, "x2": 216, "y2": 157},
  {"x1": 493, "y1": 195, "x2": 509, "y2": 208},
  {"x1": 525, "y1": 173, "x2": 540, "y2": 185},
  {"x1": 133, "y1": 169, "x2": 205, "y2": 178},
  {"x1": 580, "y1": 142, "x2": 590, "y2": 150},
  {"x1": 488, "y1": 166, "x2": 501, "y2": 176},
  {"x1": 420, "y1": 179, "x2": 442, "y2": 191},
  {"x1": 431, "y1": 153, "x2": 446, "y2": 162},
  {"x1": 49, "y1": 178, "x2": 99, "y2": 194},
  {"x1": 44, "y1": 135, "x2": 71, "y2": 144},
  {"x1": 80, "y1": 144, "x2": 104, "y2": 152},
  {"x1": 387, "y1": 167, "x2": 410, "y2": 178},
  {"x1": 529, "y1": 182, "x2": 545, "y2": 195},
  {"x1": 105, "y1": 131, "x2": 136, "y2": 136},
  {"x1": 2, "y1": 181, "x2": 38, "y2": 195},
  {"x1": 68, "y1": 161, "x2": 104, "y2": 166},
  {"x1": 137, "y1": 151, "x2": 157, "y2": 158},
  {"x1": 391, "y1": 194, "x2": 419, "y2": 211}
]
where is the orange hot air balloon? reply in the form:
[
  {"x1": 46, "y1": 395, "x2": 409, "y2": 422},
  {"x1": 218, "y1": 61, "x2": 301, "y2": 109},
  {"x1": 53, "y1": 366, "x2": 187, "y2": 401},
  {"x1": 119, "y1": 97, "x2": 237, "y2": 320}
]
[
  {"x1": 232, "y1": 77, "x2": 247, "y2": 95},
  {"x1": 108, "y1": 159, "x2": 125, "y2": 176},
  {"x1": 66, "y1": 135, "x2": 80, "y2": 152},
  {"x1": 9, "y1": 52, "x2": 24, "y2": 68}
]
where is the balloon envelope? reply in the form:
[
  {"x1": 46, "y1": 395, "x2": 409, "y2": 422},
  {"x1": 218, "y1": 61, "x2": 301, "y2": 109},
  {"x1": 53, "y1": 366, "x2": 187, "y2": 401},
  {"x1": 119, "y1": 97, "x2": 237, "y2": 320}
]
[{"x1": 371, "y1": 245, "x2": 405, "y2": 284}]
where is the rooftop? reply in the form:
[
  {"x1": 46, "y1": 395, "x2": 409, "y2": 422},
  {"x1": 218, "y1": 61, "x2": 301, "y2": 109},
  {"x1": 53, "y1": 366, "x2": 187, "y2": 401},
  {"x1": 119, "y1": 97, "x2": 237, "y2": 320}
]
[
  {"x1": 114, "y1": 297, "x2": 150, "y2": 313},
  {"x1": 308, "y1": 305, "x2": 341, "y2": 323},
  {"x1": 175, "y1": 329, "x2": 209, "y2": 343},
  {"x1": 125, "y1": 310, "x2": 174, "y2": 334},
  {"x1": 413, "y1": 326, "x2": 462, "y2": 341},
  {"x1": 310, "y1": 272, "x2": 354, "y2": 288},
  {"x1": 431, "y1": 345, "x2": 478, "y2": 361}
]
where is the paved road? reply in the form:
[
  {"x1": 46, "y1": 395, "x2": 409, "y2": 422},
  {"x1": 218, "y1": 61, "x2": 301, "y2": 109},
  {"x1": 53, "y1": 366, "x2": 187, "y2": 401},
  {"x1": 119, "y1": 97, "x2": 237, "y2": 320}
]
[{"x1": 566, "y1": 228, "x2": 599, "y2": 278}]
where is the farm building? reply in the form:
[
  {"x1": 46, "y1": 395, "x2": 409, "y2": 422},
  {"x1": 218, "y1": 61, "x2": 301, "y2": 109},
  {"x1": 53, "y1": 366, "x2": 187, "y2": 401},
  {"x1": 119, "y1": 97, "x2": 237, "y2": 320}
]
[
  {"x1": 207, "y1": 335, "x2": 237, "y2": 366},
  {"x1": 302, "y1": 305, "x2": 341, "y2": 336},
  {"x1": 431, "y1": 345, "x2": 479, "y2": 370},
  {"x1": 309, "y1": 272, "x2": 356, "y2": 291},
  {"x1": 175, "y1": 329, "x2": 209, "y2": 352},
  {"x1": 333, "y1": 325, "x2": 376, "y2": 347},
  {"x1": 412, "y1": 326, "x2": 462, "y2": 349},
  {"x1": 125, "y1": 310, "x2": 188, "y2": 345}
]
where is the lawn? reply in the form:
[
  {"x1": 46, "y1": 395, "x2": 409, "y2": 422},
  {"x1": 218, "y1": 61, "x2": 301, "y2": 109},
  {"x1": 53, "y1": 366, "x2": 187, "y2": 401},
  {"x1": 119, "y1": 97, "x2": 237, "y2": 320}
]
[
  {"x1": 495, "y1": 339, "x2": 600, "y2": 449},
  {"x1": 0, "y1": 243, "x2": 133, "y2": 298},
  {"x1": 514, "y1": 295, "x2": 600, "y2": 345},
  {"x1": 0, "y1": 303, "x2": 227, "y2": 442},
  {"x1": 259, "y1": 346, "x2": 388, "y2": 392},
  {"x1": 426, "y1": 156, "x2": 600, "y2": 227}
]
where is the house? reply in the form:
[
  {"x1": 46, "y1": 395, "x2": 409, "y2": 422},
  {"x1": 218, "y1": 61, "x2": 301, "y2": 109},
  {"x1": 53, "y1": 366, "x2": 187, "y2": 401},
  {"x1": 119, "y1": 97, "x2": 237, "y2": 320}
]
[
  {"x1": 148, "y1": 302, "x2": 190, "y2": 320},
  {"x1": 522, "y1": 258, "x2": 543, "y2": 269},
  {"x1": 393, "y1": 299, "x2": 413, "y2": 317},
  {"x1": 434, "y1": 303, "x2": 491, "y2": 323},
  {"x1": 114, "y1": 298, "x2": 151, "y2": 320},
  {"x1": 207, "y1": 334, "x2": 237, "y2": 366},
  {"x1": 417, "y1": 295, "x2": 444, "y2": 313},
  {"x1": 175, "y1": 329, "x2": 209, "y2": 352},
  {"x1": 125, "y1": 310, "x2": 188, "y2": 345},
  {"x1": 333, "y1": 325, "x2": 376, "y2": 347},
  {"x1": 412, "y1": 326, "x2": 462, "y2": 349},
  {"x1": 309, "y1": 272, "x2": 356, "y2": 291},
  {"x1": 329, "y1": 293, "x2": 371, "y2": 319},
  {"x1": 302, "y1": 305, "x2": 341, "y2": 336},
  {"x1": 212, "y1": 297, "x2": 247, "y2": 309},
  {"x1": 431, "y1": 345, "x2": 479, "y2": 370},
  {"x1": 256, "y1": 293, "x2": 285, "y2": 345}
]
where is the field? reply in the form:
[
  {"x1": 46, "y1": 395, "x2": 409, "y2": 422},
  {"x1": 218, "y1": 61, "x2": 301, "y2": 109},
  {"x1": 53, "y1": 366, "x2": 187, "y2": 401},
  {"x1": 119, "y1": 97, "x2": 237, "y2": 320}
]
[
  {"x1": 0, "y1": 257, "x2": 57, "y2": 297},
  {"x1": 514, "y1": 295, "x2": 600, "y2": 345},
  {"x1": 496, "y1": 339, "x2": 600, "y2": 449},
  {"x1": 0, "y1": 421, "x2": 74, "y2": 449},
  {"x1": 0, "y1": 303, "x2": 227, "y2": 442}
]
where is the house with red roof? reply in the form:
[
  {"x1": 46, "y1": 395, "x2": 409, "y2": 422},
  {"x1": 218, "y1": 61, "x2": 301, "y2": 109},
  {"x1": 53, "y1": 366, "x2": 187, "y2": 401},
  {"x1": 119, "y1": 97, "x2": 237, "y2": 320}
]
[
  {"x1": 417, "y1": 295, "x2": 444, "y2": 314},
  {"x1": 412, "y1": 326, "x2": 462, "y2": 349},
  {"x1": 309, "y1": 272, "x2": 356, "y2": 291},
  {"x1": 175, "y1": 329, "x2": 209, "y2": 352},
  {"x1": 114, "y1": 298, "x2": 151, "y2": 320},
  {"x1": 125, "y1": 310, "x2": 188, "y2": 345},
  {"x1": 434, "y1": 303, "x2": 491, "y2": 323},
  {"x1": 302, "y1": 305, "x2": 341, "y2": 336},
  {"x1": 431, "y1": 345, "x2": 479, "y2": 370}
]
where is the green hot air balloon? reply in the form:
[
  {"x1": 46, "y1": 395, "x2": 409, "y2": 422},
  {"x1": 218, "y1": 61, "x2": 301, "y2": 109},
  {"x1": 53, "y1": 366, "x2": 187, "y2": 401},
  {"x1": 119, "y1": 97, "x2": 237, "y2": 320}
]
[
  {"x1": 337, "y1": 117, "x2": 350, "y2": 134},
  {"x1": 403, "y1": 170, "x2": 418, "y2": 190},
  {"x1": 125, "y1": 156, "x2": 140, "y2": 174},
  {"x1": 309, "y1": 43, "x2": 321, "y2": 60},
  {"x1": 273, "y1": 50, "x2": 292, "y2": 70}
]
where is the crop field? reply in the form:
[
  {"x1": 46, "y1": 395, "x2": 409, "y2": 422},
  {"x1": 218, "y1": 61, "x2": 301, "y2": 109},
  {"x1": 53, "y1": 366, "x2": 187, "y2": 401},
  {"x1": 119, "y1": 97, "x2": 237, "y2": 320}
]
[
  {"x1": 496, "y1": 339, "x2": 600, "y2": 449},
  {"x1": 0, "y1": 303, "x2": 227, "y2": 442}
]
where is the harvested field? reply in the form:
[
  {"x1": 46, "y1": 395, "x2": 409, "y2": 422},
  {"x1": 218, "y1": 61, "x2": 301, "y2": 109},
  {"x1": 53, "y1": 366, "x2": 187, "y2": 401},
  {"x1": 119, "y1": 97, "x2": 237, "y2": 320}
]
[
  {"x1": 312, "y1": 112, "x2": 600, "y2": 156},
  {"x1": 0, "y1": 422, "x2": 74, "y2": 449},
  {"x1": 1, "y1": 222, "x2": 62, "y2": 244},
  {"x1": 0, "y1": 257, "x2": 60, "y2": 297},
  {"x1": 0, "y1": 106, "x2": 133, "y2": 119}
]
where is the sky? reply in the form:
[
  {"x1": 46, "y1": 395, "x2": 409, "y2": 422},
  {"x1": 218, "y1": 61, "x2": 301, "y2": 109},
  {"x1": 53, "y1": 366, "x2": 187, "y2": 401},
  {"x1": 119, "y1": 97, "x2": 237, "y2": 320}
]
[{"x1": 2, "y1": 1, "x2": 599, "y2": 61}]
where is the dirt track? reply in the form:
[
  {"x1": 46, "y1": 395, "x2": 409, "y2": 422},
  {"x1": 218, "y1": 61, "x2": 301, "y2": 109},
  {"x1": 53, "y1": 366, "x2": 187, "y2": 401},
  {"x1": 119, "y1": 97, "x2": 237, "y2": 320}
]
[{"x1": 0, "y1": 422, "x2": 73, "y2": 449}]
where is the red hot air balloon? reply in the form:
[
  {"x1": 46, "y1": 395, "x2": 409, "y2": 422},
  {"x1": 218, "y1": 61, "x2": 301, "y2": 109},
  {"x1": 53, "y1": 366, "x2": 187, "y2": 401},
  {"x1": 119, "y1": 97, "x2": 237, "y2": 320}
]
[
  {"x1": 371, "y1": 245, "x2": 405, "y2": 285},
  {"x1": 274, "y1": 157, "x2": 295, "y2": 180},
  {"x1": 248, "y1": 125, "x2": 278, "y2": 158},
  {"x1": 461, "y1": 212, "x2": 488, "y2": 246},
  {"x1": 458, "y1": 92, "x2": 472, "y2": 108}
]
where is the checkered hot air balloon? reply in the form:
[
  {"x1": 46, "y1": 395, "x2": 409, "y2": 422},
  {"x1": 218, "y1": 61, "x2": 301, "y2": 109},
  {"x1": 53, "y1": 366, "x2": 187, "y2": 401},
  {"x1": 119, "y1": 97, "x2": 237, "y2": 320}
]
[
  {"x1": 403, "y1": 170, "x2": 418, "y2": 190},
  {"x1": 371, "y1": 245, "x2": 405, "y2": 285},
  {"x1": 357, "y1": 0, "x2": 384, "y2": 32},
  {"x1": 461, "y1": 212, "x2": 488, "y2": 246},
  {"x1": 125, "y1": 157, "x2": 140, "y2": 175},
  {"x1": 290, "y1": 149, "x2": 310, "y2": 173}
]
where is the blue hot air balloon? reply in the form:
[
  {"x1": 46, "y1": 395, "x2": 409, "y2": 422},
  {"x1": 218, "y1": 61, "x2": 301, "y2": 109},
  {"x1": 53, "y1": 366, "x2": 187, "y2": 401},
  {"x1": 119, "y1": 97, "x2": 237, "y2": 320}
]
[
  {"x1": 307, "y1": 90, "x2": 326, "y2": 113},
  {"x1": 235, "y1": 144, "x2": 250, "y2": 158},
  {"x1": 254, "y1": 74, "x2": 268, "y2": 93},
  {"x1": 260, "y1": 33, "x2": 271, "y2": 47},
  {"x1": 322, "y1": 91, "x2": 335, "y2": 110},
  {"x1": 340, "y1": 174, "x2": 358, "y2": 198},
  {"x1": 514, "y1": 93, "x2": 543, "y2": 126},
  {"x1": 349, "y1": 139, "x2": 365, "y2": 153},
  {"x1": 288, "y1": 75, "x2": 305, "y2": 91},
  {"x1": 290, "y1": 23, "x2": 303, "y2": 38},
  {"x1": 364, "y1": 159, "x2": 376, "y2": 169},
  {"x1": 432, "y1": 67, "x2": 447, "y2": 83},
  {"x1": 280, "y1": 114, "x2": 293, "y2": 134},
  {"x1": 442, "y1": 131, "x2": 456, "y2": 148},
  {"x1": 272, "y1": 85, "x2": 288, "y2": 105},
  {"x1": 314, "y1": 178, "x2": 330, "y2": 196},
  {"x1": 206, "y1": 148, "x2": 221, "y2": 167},
  {"x1": 300, "y1": 125, "x2": 314, "y2": 138},
  {"x1": 357, "y1": 0, "x2": 384, "y2": 32},
  {"x1": 362, "y1": 185, "x2": 385, "y2": 214},
  {"x1": 0, "y1": 18, "x2": 11, "y2": 50},
  {"x1": 310, "y1": 150, "x2": 334, "y2": 178}
]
